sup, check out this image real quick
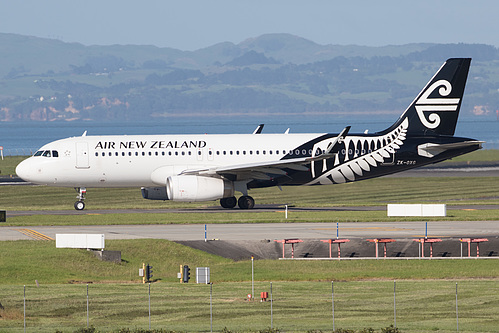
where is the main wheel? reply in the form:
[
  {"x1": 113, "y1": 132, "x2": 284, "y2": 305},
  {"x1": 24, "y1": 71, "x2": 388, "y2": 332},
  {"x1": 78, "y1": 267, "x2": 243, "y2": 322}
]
[
  {"x1": 237, "y1": 196, "x2": 255, "y2": 209},
  {"x1": 220, "y1": 196, "x2": 237, "y2": 208},
  {"x1": 74, "y1": 201, "x2": 85, "y2": 211}
]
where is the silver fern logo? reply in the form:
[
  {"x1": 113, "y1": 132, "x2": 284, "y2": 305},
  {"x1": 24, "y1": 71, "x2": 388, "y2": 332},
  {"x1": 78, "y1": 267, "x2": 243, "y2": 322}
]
[
  {"x1": 415, "y1": 80, "x2": 460, "y2": 129},
  {"x1": 307, "y1": 118, "x2": 409, "y2": 185}
]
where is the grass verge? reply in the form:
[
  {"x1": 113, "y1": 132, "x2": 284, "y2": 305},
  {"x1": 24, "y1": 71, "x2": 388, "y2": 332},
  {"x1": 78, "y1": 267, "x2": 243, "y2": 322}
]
[
  {"x1": 1, "y1": 239, "x2": 498, "y2": 332},
  {"x1": 1, "y1": 280, "x2": 498, "y2": 332},
  {"x1": 1, "y1": 176, "x2": 499, "y2": 213},
  {"x1": 2, "y1": 239, "x2": 499, "y2": 285}
]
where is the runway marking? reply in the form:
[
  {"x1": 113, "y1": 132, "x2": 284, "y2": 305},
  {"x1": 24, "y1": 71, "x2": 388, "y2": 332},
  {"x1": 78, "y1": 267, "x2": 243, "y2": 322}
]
[{"x1": 14, "y1": 229, "x2": 54, "y2": 241}]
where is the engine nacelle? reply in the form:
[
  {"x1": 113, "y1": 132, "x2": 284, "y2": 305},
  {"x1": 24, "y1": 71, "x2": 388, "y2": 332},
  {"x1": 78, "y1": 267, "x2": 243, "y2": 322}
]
[
  {"x1": 141, "y1": 187, "x2": 168, "y2": 200},
  {"x1": 166, "y1": 175, "x2": 234, "y2": 202}
]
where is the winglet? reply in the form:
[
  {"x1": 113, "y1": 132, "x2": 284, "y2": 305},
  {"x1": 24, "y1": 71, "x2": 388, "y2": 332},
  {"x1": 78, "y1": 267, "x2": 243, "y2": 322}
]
[
  {"x1": 253, "y1": 124, "x2": 264, "y2": 134},
  {"x1": 325, "y1": 126, "x2": 351, "y2": 155}
]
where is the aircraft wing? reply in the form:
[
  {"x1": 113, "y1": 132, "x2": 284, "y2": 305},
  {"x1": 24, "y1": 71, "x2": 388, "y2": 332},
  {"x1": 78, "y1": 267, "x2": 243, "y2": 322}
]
[{"x1": 181, "y1": 127, "x2": 351, "y2": 180}]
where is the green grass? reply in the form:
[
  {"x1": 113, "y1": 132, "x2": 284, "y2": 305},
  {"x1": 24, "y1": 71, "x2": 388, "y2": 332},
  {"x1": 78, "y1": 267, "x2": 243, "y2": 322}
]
[
  {"x1": 3, "y1": 239, "x2": 499, "y2": 285},
  {"x1": 0, "y1": 155, "x2": 25, "y2": 176},
  {"x1": 2, "y1": 170, "x2": 499, "y2": 227},
  {"x1": 0, "y1": 239, "x2": 499, "y2": 332},
  {"x1": 2, "y1": 176, "x2": 499, "y2": 210},
  {"x1": 4, "y1": 209, "x2": 499, "y2": 227},
  {"x1": 1, "y1": 279, "x2": 499, "y2": 332}
]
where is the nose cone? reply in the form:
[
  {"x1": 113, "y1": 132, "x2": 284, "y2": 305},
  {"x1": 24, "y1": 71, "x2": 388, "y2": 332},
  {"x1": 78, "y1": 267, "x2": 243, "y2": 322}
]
[{"x1": 16, "y1": 158, "x2": 37, "y2": 183}]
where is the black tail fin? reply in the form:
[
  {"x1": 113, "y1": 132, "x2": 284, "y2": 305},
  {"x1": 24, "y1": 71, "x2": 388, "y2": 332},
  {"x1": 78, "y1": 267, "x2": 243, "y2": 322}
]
[{"x1": 383, "y1": 58, "x2": 471, "y2": 136}]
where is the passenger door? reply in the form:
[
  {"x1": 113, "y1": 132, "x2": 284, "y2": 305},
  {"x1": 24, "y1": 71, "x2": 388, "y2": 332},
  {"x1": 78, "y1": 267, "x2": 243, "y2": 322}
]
[{"x1": 76, "y1": 142, "x2": 90, "y2": 169}]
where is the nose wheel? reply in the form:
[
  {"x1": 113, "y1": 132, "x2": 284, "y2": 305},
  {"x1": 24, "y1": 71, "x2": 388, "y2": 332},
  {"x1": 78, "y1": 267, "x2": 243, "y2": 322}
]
[
  {"x1": 74, "y1": 187, "x2": 86, "y2": 210},
  {"x1": 74, "y1": 200, "x2": 85, "y2": 210}
]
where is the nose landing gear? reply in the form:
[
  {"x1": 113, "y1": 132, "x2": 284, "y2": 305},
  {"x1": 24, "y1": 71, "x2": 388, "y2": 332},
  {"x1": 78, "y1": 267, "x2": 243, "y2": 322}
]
[{"x1": 74, "y1": 187, "x2": 86, "y2": 210}]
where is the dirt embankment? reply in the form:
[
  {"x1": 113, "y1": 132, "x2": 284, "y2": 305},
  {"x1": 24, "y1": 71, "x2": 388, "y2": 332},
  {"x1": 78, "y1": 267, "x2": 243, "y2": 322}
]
[{"x1": 176, "y1": 237, "x2": 499, "y2": 261}]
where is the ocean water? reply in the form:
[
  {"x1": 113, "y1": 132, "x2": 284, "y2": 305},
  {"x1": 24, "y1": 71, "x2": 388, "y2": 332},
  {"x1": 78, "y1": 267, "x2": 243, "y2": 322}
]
[{"x1": 1, "y1": 115, "x2": 498, "y2": 156}]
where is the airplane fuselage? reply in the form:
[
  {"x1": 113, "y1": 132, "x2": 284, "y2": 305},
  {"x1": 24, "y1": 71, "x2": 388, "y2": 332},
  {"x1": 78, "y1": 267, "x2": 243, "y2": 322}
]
[{"x1": 17, "y1": 130, "x2": 479, "y2": 189}]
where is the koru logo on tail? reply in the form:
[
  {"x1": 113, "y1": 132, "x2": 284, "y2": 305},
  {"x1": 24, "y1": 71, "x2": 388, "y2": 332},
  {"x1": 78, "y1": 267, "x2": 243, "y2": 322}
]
[{"x1": 415, "y1": 80, "x2": 460, "y2": 129}]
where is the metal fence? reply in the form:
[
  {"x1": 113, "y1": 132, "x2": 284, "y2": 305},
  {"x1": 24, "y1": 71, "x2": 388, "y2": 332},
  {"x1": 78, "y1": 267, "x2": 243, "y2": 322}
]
[
  {"x1": 1, "y1": 148, "x2": 36, "y2": 157},
  {"x1": 1, "y1": 280, "x2": 498, "y2": 332}
]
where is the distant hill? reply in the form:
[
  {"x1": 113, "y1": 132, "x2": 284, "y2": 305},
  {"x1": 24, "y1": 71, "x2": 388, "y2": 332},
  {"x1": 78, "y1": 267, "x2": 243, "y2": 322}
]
[{"x1": 0, "y1": 32, "x2": 498, "y2": 122}]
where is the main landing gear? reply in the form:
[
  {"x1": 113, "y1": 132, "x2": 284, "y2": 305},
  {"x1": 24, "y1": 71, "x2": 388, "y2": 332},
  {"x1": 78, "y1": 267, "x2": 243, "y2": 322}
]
[
  {"x1": 74, "y1": 187, "x2": 86, "y2": 210},
  {"x1": 220, "y1": 196, "x2": 255, "y2": 209}
]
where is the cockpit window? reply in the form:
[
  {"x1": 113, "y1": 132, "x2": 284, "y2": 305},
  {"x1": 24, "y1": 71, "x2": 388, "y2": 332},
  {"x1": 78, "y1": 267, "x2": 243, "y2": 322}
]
[{"x1": 34, "y1": 150, "x2": 59, "y2": 157}]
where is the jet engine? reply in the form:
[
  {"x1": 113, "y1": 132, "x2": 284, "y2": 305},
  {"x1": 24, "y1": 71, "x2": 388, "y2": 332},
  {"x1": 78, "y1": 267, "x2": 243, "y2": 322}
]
[{"x1": 166, "y1": 175, "x2": 234, "y2": 202}]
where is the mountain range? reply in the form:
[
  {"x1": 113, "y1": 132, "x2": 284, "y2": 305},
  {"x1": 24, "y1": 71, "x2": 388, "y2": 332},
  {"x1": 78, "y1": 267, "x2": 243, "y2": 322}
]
[{"x1": 0, "y1": 33, "x2": 498, "y2": 121}]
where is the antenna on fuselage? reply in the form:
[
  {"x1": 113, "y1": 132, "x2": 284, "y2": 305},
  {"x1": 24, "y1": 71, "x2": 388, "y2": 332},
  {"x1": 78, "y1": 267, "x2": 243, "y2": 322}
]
[{"x1": 82, "y1": 131, "x2": 87, "y2": 137}]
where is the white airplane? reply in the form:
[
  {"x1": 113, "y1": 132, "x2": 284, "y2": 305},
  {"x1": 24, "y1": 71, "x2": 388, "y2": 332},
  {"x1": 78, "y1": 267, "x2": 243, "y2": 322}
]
[{"x1": 16, "y1": 58, "x2": 482, "y2": 210}]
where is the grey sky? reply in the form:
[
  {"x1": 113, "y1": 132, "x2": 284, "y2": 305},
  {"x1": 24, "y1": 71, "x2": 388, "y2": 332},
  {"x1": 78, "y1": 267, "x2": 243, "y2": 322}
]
[{"x1": 0, "y1": 0, "x2": 497, "y2": 51}]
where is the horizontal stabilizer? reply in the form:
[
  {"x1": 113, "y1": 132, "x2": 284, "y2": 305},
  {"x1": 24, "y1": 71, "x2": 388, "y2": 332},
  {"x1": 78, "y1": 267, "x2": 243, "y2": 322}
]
[{"x1": 417, "y1": 141, "x2": 484, "y2": 158}]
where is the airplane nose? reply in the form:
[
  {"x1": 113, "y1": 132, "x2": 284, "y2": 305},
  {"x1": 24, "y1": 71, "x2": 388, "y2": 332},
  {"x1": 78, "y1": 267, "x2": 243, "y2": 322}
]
[{"x1": 16, "y1": 159, "x2": 35, "y2": 182}]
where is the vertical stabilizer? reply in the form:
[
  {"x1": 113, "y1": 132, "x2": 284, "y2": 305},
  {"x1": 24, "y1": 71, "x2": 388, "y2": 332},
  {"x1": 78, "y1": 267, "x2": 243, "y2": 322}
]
[{"x1": 383, "y1": 58, "x2": 471, "y2": 136}]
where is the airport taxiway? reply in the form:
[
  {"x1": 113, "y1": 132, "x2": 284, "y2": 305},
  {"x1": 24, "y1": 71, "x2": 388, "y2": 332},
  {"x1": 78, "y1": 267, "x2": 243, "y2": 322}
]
[{"x1": 2, "y1": 220, "x2": 499, "y2": 242}]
